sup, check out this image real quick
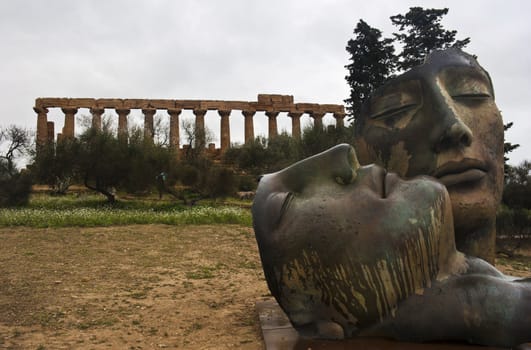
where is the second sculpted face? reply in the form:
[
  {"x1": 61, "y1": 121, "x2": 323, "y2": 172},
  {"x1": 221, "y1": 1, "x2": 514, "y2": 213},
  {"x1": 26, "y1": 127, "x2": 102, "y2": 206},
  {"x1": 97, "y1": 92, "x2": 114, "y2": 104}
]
[{"x1": 354, "y1": 49, "x2": 504, "y2": 256}]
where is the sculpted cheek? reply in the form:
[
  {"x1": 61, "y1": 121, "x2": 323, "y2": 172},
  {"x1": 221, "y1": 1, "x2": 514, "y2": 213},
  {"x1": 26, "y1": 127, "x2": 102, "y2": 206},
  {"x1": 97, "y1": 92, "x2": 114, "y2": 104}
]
[
  {"x1": 387, "y1": 141, "x2": 411, "y2": 177},
  {"x1": 354, "y1": 137, "x2": 383, "y2": 167}
]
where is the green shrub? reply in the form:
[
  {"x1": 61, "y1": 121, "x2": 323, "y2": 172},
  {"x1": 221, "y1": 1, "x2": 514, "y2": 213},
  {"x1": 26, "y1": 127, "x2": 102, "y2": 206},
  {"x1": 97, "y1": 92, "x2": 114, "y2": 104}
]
[
  {"x1": 496, "y1": 206, "x2": 531, "y2": 239},
  {"x1": 238, "y1": 175, "x2": 257, "y2": 191},
  {"x1": 0, "y1": 171, "x2": 32, "y2": 207},
  {"x1": 180, "y1": 165, "x2": 200, "y2": 187},
  {"x1": 205, "y1": 167, "x2": 238, "y2": 198}
]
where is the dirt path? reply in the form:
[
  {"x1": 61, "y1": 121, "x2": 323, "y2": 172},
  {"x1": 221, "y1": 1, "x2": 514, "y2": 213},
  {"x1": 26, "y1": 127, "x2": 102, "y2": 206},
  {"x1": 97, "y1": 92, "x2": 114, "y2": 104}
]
[{"x1": 0, "y1": 225, "x2": 270, "y2": 349}]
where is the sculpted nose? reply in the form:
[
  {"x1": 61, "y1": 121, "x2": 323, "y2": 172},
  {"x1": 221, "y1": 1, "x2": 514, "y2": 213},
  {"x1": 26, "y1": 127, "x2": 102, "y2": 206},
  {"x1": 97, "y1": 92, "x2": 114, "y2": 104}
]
[{"x1": 434, "y1": 117, "x2": 473, "y2": 153}]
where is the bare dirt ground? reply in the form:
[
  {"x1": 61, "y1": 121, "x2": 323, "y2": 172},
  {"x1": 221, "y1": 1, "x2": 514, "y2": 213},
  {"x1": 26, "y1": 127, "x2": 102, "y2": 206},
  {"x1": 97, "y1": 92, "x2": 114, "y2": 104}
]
[
  {"x1": 0, "y1": 225, "x2": 529, "y2": 350},
  {"x1": 0, "y1": 225, "x2": 270, "y2": 349}
]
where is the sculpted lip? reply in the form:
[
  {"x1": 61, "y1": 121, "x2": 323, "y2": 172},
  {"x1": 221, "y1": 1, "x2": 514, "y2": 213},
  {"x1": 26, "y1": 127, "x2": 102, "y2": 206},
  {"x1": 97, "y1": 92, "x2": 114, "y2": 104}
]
[
  {"x1": 384, "y1": 172, "x2": 400, "y2": 198},
  {"x1": 432, "y1": 159, "x2": 488, "y2": 187}
]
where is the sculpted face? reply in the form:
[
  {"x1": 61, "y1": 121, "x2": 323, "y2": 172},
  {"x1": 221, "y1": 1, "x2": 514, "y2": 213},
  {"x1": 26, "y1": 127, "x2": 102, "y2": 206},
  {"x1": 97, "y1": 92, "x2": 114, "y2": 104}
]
[
  {"x1": 253, "y1": 144, "x2": 457, "y2": 336},
  {"x1": 354, "y1": 49, "x2": 504, "y2": 260},
  {"x1": 252, "y1": 144, "x2": 531, "y2": 347}
]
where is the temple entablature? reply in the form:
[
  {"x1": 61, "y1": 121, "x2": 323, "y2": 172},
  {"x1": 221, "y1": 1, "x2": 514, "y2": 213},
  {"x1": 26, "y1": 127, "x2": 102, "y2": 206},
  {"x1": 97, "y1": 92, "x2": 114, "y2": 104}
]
[{"x1": 34, "y1": 94, "x2": 346, "y2": 155}]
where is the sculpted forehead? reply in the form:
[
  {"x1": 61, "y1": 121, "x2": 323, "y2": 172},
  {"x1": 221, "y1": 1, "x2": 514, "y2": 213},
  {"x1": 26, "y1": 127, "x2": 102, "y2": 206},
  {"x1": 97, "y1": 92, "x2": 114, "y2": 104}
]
[{"x1": 366, "y1": 50, "x2": 493, "y2": 119}]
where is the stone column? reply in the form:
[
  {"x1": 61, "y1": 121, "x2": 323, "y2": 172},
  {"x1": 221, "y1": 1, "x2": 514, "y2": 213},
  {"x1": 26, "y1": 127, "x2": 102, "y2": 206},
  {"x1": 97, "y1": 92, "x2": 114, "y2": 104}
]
[
  {"x1": 288, "y1": 111, "x2": 302, "y2": 140},
  {"x1": 116, "y1": 109, "x2": 130, "y2": 142},
  {"x1": 61, "y1": 107, "x2": 78, "y2": 138},
  {"x1": 265, "y1": 111, "x2": 279, "y2": 139},
  {"x1": 310, "y1": 112, "x2": 325, "y2": 130},
  {"x1": 142, "y1": 109, "x2": 156, "y2": 142},
  {"x1": 34, "y1": 106, "x2": 49, "y2": 148},
  {"x1": 168, "y1": 109, "x2": 181, "y2": 156},
  {"x1": 218, "y1": 110, "x2": 231, "y2": 152},
  {"x1": 334, "y1": 112, "x2": 346, "y2": 128},
  {"x1": 193, "y1": 109, "x2": 207, "y2": 148},
  {"x1": 90, "y1": 108, "x2": 104, "y2": 131},
  {"x1": 46, "y1": 122, "x2": 55, "y2": 144},
  {"x1": 242, "y1": 110, "x2": 255, "y2": 144}
]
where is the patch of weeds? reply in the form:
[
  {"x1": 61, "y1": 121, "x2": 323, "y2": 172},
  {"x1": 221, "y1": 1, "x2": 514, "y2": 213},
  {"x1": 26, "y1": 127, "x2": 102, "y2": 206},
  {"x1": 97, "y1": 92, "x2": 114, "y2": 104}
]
[
  {"x1": 35, "y1": 310, "x2": 65, "y2": 326},
  {"x1": 235, "y1": 311, "x2": 256, "y2": 327},
  {"x1": 76, "y1": 322, "x2": 90, "y2": 330},
  {"x1": 238, "y1": 260, "x2": 258, "y2": 269},
  {"x1": 76, "y1": 317, "x2": 117, "y2": 330},
  {"x1": 37, "y1": 345, "x2": 46, "y2": 350},
  {"x1": 148, "y1": 327, "x2": 158, "y2": 335},
  {"x1": 186, "y1": 266, "x2": 218, "y2": 279},
  {"x1": 132, "y1": 319, "x2": 141, "y2": 326},
  {"x1": 129, "y1": 291, "x2": 147, "y2": 299},
  {"x1": 184, "y1": 322, "x2": 203, "y2": 335},
  {"x1": 207, "y1": 300, "x2": 230, "y2": 309},
  {"x1": 145, "y1": 275, "x2": 162, "y2": 283},
  {"x1": 13, "y1": 329, "x2": 21, "y2": 337},
  {"x1": 76, "y1": 306, "x2": 88, "y2": 317}
]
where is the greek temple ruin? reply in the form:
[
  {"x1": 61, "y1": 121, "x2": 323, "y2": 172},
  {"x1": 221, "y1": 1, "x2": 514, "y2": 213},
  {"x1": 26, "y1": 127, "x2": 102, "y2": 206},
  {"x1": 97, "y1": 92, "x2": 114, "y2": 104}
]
[{"x1": 34, "y1": 94, "x2": 346, "y2": 156}]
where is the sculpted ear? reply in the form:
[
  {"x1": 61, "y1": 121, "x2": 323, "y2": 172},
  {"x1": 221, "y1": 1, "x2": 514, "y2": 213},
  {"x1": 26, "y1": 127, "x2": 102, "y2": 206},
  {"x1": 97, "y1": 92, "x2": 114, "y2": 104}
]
[
  {"x1": 256, "y1": 191, "x2": 292, "y2": 235},
  {"x1": 277, "y1": 143, "x2": 360, "y2": 191}
]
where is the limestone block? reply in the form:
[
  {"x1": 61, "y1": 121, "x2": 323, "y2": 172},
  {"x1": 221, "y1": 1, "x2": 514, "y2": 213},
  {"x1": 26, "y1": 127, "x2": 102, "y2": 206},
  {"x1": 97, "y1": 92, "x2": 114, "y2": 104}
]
[
  {"x1": 295, "y1": 103, "x2": 320, "y2": 113},
  {"x1": 96, "y1": 98, "x2": 124, "y2": 109},
  {"x1": 200, "y1": 101, "x2": 225, "y2": 110},
  {"x1": 320, "y1": 104, "x2": 345, "y2": 113},
  {"x1": 39, "y1": 98, "x2": 69, "y2": 108},
  {"x1": 123, "y1": 99, "x2": 147, "y2": 109},
  {"x1": 226, "y1": 101, "x2": 251, "y2": 111},
  {"x1": 270, "y1": 95, "x2": 283, "y2": 103},
  {"x1": 149, "y1": 99, "x2": 175, "y2": 110},
  {"x1": 34, "y1": 98, "x2": 44, "y2": 108},
  {"x1": 69, "y1": 98, "x2": 96, "y2": 108},
  {"x1": 176, "y1": 100, "x2": 201, "y2": 110},
  {"x1": 253, "y1": 103, "x2": 272, "y2": 111},
  {"x1": 271, "y1": 104, "x2": 293, "y2": 113},
  {"x1": 282, "y1": 95, "x2": 294, "y2": 104},
  {"x1": 258, "y1": 94, "x2": 273, "y2": 104}
]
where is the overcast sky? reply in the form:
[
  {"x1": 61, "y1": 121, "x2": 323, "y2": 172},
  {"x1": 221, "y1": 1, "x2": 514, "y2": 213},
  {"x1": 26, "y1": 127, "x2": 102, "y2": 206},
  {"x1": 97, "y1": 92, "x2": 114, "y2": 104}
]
[{"x1": 1, "y1": 0, "x2": 530, "y2": 165}]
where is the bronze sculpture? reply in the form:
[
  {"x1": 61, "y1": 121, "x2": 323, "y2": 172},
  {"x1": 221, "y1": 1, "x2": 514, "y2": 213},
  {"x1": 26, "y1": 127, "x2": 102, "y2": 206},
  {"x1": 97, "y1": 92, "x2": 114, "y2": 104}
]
[
  {"x1": 252, "y1": 144, "x2": 530, "y2": 347},
  {"x1": 354, "y1": 49, "x2": 503, "y2": 264},
  {"x1": 252, "y1": 50, "x2": 530, "y2": 347}
]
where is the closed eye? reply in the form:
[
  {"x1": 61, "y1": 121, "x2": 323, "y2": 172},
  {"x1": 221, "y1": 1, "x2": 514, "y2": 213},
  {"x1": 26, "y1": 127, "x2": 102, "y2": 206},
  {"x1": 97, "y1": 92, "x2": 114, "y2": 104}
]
[
  {"x1": 371, "y1": 103, "x2": 417, "y2": 120},
  {"x1": 452, "y1": 93, "x2": 491, "y2": 100}
]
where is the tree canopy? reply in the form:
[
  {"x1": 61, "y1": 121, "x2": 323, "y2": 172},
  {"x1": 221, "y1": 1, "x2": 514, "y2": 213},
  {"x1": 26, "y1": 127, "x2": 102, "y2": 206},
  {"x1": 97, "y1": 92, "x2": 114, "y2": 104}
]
[
  {"x1": 344, "y1": 19, "x2": 396, "y2": 118},
  {"x1": 345, "y1": 7, "x2": 470, "y2": 121},
  {"x1": 390, "y1": 7, "x2": 470, "y2": 71}
]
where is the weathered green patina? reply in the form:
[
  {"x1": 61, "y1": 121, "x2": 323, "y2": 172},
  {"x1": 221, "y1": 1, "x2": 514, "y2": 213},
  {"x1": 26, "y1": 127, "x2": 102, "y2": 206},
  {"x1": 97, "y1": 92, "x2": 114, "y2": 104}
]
[
  {"x1": 354, "y1": 49, "x2": 503, "y2": 263},
  {"x1": 252, "y1": 144, "x2": 530, "y2": 347}
]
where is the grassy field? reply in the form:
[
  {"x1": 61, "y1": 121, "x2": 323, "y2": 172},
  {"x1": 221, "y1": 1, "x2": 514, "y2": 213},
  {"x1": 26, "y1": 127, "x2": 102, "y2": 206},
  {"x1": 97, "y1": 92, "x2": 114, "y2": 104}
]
[{"x1": 0, "y1": 194, "x2": 252, "y2": 227}]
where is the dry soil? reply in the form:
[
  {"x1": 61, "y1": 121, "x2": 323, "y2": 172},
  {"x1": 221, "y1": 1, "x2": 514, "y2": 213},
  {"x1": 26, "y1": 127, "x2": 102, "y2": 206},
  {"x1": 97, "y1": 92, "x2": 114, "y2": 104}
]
[{"x1": 0, "y1": 225, "x2": 529, "y2": 350}]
